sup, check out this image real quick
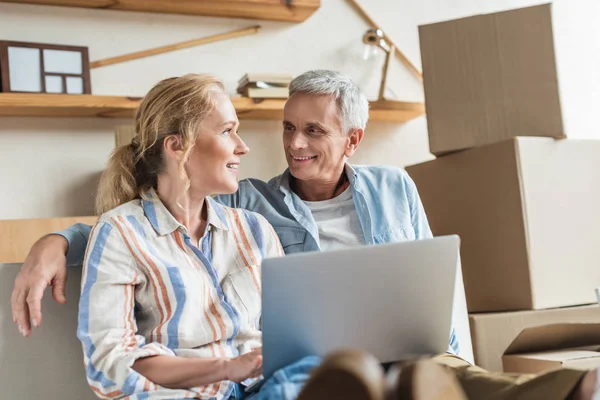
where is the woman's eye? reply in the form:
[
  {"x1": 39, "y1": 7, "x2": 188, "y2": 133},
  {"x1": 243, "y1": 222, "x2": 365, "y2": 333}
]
[{"x1": 222, "y1": 128, "x2": 232, "y2": 136}]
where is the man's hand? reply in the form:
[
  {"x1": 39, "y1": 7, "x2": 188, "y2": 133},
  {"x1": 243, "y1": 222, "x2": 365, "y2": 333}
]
[
  {"x1": 11, "y1": 235, "x2": 69, "y2": 337},
  {"x1": 225, "y1": 348, "x2": 263, "y2": 383}
]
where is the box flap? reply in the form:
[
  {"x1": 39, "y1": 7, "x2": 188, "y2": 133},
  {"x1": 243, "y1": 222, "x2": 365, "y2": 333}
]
[
  {"x1": 468, "y1": 305, "x2": 600, "y2": 372},
  {"x1": 505, "y1": 323, "x2": 600, "y2": 355},
  {"x1": 522, "y1": 350, "x2": 600, "y2": 362}
]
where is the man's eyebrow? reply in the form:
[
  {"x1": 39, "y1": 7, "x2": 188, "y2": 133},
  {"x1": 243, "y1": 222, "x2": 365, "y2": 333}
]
[
  {"x1": 306, "y1": 121, "x2": 327, "y2": 130},
  {"x1": 282, "y1": 120, "x2": 327, "y2": 130}
]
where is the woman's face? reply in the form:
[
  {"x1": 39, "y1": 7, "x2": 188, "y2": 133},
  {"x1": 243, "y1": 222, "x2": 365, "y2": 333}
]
[{"x1": 185, "y1": 92, "x2": 249, "y2": 196}]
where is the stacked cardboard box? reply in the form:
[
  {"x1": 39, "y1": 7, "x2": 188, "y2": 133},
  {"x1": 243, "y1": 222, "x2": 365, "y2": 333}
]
[{"x1": 407, "y1": 1, "x2": 600, "y2": 373}]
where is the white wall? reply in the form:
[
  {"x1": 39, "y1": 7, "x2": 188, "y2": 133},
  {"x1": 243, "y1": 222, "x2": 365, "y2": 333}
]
[{"x1": 0, "y1": 0, "x2": 548, "y2": 220}]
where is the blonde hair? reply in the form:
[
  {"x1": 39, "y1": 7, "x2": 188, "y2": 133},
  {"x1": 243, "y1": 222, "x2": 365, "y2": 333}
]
[{"x1": 95, "y1": 74, "x2": 225, "y2": 214}]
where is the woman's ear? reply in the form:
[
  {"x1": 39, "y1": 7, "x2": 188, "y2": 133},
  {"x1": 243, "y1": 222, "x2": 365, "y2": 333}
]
[{"x1": 163, "y1": 135, "x2": 184, "y2": 161}]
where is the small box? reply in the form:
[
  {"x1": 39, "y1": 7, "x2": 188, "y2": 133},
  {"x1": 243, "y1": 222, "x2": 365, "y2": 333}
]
[
  {"x1": 419, "y1": 1, "x2": 600, "y2": 155},
  {"x1": 406, "y1": 137, "x2": 600, "y2": 313},
  {"x1": 503, "y1": 323, "x2": 600, "y2": 373},
  {"x1": 469, "y1": 305, "x2": 600, "y2": 372}
]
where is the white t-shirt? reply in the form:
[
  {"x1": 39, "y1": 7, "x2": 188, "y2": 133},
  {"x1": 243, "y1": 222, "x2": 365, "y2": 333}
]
[{"x1": 303, "y1": 186, "x2": 365, "y2": 252}]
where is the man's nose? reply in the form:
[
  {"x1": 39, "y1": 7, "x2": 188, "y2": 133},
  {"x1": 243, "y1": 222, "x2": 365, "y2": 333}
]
[{"x1": 290, "y1": 131, "x2": 308, "y2": 150}]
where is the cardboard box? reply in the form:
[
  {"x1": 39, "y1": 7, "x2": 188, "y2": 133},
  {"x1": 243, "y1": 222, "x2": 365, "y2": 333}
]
[
  {"x1": 406, "y1": 137, "x2": 600, "y2": 312},
  {"x1": 419, "y1": 1, "x2": 600, "y2": 155},
  {"x1": 470, "y1": 305, "x2": 600, "y2": 372},
  {"x1": 503, "y1": 323, "x2": 600, "y2": 373}
]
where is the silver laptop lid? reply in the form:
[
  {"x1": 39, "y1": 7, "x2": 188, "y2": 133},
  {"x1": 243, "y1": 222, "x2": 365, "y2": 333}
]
[{"x1": 261, "y1": 235, "x2": 460, "y2": 377}]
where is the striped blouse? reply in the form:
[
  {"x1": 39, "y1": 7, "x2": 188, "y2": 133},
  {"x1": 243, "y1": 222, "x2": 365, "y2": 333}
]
[{"x1": 78, "y1": 189, "x2": 284, "y2": 399}]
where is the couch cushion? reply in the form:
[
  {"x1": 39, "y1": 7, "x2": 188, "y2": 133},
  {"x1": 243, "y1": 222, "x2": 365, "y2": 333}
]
[{"x1": 0, "y1": 263, "x2": 95, "y2": 400}]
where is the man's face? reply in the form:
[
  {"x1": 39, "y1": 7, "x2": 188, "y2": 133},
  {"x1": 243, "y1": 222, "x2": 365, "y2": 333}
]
[{"x1": 282, "y1": 93, "x2": 351, "y2": 184}]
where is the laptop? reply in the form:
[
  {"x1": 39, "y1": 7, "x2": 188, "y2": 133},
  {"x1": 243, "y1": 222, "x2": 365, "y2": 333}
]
[{"x1": 259, "y1": 234, "x2": 460, "y2": 379}]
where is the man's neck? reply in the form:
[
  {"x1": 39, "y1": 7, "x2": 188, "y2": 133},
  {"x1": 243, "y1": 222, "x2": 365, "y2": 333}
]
[{"x1": 292, "y1": 170, "x2": 349, "y2": 202}]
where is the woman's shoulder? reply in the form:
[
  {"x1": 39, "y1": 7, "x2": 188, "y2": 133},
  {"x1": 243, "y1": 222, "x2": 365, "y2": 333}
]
[
  {"x1": 96, "y1": 198, "x2": 145, "y2": 226},
  {"x1": 218, "y1": 204, "x2": 272, "y2": 231}
]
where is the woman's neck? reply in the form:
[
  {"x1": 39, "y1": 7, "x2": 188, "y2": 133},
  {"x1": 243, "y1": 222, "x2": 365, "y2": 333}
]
[{"x1": 156, "y1": 177, "x2": 207, "y2": 245}]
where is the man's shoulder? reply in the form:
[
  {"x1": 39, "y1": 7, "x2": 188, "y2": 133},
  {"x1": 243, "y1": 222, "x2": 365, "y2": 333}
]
[
  {"x1": 211, "y1": 176, "x2": 289, "y2": 217},
  {"x1": 267, "y1": 172, "x2": 285, "y2": 188},
  {"x1": 239, "y1": 177, "x2": 278, "y2": 191},
  {"x1": 214, "y1": 177, "x2": 278, "y2": 208},
  {"x1": 352, "y1": 164, "x2": 412, "y2": 184},
  {"x1": 238, "y1": 176, "x2": 284, "y2": 199}
]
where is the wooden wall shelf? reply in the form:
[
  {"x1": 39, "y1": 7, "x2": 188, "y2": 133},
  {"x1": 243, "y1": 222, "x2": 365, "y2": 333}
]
[
  {"x1": 0, "y1": 93, "x2": 140, "y2": 118},
  {"x1": 0, "y1": 0, "x2": 321, "y2": 22},
  {"x1": 0, "y1": 93, "x2": 425, "y2": 122},
  {"x1": 368, "y1": 100, "x2": 425, "y2": 123},
  {"x1": 0, "y1": 216, "x2": 97, "y2": 263}
]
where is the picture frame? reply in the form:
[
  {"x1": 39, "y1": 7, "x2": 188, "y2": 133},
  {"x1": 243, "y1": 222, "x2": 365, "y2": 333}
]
[{"x1": 0, "y1": 40, "x2": 91, "y2": 94}]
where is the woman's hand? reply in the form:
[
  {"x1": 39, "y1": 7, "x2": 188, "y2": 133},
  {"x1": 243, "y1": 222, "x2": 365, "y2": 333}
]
[{"x1": 225, "y1": 348, "x2": 263, "y2": 383}]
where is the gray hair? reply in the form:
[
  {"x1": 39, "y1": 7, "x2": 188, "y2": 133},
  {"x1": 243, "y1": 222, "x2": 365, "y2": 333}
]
[{"x1": 288, "y1": 70, "x2": 369, "y2": 133}]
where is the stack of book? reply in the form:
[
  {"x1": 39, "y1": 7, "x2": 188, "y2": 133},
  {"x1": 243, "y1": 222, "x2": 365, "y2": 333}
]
[{"x1": 237, "y1": 73, "x2": 293, "y2": 99}]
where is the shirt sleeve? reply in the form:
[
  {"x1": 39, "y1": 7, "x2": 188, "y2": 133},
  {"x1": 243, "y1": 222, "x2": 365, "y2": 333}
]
[
  {"x1": 447, "y1": 327, "x2": 460, "y2": 355},
  {"x1": 213, "y1": 190, "x2": 240, "y2": 208},
  {"x1": 259, "y1": 215, "x2": 285, "y2": 259},
  {"x1": 52, "y1": 223, "x2": 92, "y2": 267},
  {"x1": 405, "y1": 173, "x2": 433, "y2": 240},
  {"x1": 78, "y1": 220, "x2": 175, "y2": 399}
]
